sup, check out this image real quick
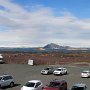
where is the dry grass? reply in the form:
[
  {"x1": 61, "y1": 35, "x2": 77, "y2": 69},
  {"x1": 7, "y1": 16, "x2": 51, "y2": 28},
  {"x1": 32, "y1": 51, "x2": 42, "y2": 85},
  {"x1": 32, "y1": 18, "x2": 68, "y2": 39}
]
[{"x1": 1, "y1": 52, "x2": 90, "y2": 65}]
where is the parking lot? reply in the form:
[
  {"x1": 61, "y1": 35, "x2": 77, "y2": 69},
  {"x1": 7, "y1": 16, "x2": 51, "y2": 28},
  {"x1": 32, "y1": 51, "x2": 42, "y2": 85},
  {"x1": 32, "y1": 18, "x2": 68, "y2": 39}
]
[{"x1": 0, "y1": 64, "x2": 90, "y2": 90}]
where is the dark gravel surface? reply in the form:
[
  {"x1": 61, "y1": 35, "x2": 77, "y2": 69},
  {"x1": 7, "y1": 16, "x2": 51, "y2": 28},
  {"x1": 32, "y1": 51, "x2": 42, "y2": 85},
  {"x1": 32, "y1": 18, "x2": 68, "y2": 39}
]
[{"x1": 0, "y1": 64, "x2": 90, "y2": 90}]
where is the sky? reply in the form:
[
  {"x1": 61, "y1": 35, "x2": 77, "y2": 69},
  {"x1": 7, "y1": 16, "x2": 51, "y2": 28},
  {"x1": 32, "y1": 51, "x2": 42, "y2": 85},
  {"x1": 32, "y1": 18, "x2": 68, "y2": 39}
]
[{"x1": 0, "y1": 0, "x2": 90, "y2": 47}]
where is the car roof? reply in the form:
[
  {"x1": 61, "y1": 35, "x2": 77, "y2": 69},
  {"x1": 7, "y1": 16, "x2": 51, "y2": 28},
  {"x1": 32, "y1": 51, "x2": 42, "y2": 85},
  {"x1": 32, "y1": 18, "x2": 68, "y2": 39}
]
[
  {"x1": 0, "y1": 74, "x2": 12, "y2": 77},
  {"x1": 43, "y1": 67, "x2": 53, "y2": 70},
  {"x1": 57, "y1": 67, "x2": 66, "y2": 69},
  {"x1": 28, "y1": 80, "x2": 42, "y2": 83},
  {"x1": 51, "y1": 79, "x2": 66, "y2": 83},
  {"x1": 44, "y1": 67, "x2": 53, "y2": 69},
  {"x1": 73, "y1": 83, "x2": 86, "y2": 87},
  {"x1": 82, "y1": 70, "x2": 90, "y2": 72}
]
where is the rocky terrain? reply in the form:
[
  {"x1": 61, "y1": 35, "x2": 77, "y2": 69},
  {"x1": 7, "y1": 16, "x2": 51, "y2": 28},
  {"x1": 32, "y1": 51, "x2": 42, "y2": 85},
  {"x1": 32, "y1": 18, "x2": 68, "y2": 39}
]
[{"x1": 1, "y1": 52, "x2": 90, "y2": 65}]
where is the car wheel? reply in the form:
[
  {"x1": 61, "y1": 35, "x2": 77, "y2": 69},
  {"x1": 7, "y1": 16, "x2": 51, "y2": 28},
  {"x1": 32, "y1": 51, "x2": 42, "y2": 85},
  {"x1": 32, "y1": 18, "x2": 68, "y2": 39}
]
[
  {"x1": 65, "y1": 71, "x2": 67, "y2": 74},
  {"x1": 60, "y1": 73, "x2": 62, "y2": 76},
  {"x1": 0, "y1": 84, "x2": 1, "y2": 88},
  {"x1": 65, "y1": 87, "x2": 67, "y2": 90},
  {"x1": 10, "y1": 82, "x2": 14, "y2": 87}
]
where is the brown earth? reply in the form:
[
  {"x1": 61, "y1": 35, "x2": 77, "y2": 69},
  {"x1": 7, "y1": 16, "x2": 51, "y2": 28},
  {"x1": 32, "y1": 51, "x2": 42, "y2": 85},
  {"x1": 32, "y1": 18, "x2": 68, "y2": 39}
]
[{"x1": 1, "y1": 52, "x2": 90, "y2": 65}]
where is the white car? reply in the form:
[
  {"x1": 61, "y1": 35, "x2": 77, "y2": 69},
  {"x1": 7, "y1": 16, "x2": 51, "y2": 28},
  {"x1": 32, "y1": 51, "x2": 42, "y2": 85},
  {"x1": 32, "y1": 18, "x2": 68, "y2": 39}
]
[
  {"x1": 21, "y1": 80, "x2": 43, "y2": 90},
  {"x1": 81, "y1": 70, "x2": 90, "y2": 78},
  {"x1": 53, "y1": 67, "x2": 67, "y2": 75},
  {"x1": 0, "y1": 54, "x2": 4, "y2": 64}
]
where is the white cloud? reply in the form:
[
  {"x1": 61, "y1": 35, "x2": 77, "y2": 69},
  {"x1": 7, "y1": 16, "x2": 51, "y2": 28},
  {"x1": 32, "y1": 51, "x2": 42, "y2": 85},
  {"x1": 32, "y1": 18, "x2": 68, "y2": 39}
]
[{"x1": 0, "y1": 0, "x2": 90, "y2": 47}]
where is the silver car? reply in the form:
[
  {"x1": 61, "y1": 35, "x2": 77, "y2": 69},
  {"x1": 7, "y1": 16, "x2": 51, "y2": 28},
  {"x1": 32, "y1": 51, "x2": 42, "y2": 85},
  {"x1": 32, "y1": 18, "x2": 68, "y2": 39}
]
[
  {"x1": 81, "y1": 70, "x2": 90, "y2": 78},
  {"x1": 71, "y1": 83, "x2": 87, "y2": 90},
  {"x1": 41, "y1": 67, "x2": 54, "y2": 75},
  {"x1": 0, "y1": 74, "x2": 15, "y2": 88}
]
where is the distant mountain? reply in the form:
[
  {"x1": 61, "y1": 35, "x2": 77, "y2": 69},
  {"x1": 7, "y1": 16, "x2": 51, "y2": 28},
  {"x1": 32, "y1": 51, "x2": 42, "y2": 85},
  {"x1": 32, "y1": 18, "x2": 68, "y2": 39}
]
[
  {"x1": 0, "y1": 43, "x2": 90, "y2": 53},
  {"x1": 43, "y1": 43, "x2": 69, "y2": 49}
]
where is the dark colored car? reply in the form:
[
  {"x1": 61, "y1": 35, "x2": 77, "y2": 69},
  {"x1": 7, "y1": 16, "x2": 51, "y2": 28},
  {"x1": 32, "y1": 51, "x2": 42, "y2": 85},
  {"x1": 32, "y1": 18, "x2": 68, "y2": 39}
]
[{"x1": 43, "y1": 79, "x2": 67, "y2": 90}]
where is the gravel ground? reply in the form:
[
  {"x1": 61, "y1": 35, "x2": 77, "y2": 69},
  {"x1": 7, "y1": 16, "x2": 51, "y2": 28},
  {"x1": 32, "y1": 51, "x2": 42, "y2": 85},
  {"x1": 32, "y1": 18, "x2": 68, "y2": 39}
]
[{"x1": 0, "y1": 64, "x2": 90, "y2": 90}]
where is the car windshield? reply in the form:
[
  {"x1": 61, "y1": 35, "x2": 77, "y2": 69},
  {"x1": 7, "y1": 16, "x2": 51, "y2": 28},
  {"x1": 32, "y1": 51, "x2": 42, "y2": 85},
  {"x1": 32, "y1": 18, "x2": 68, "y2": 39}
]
[
  {"x1": 71, "y1": 86, "x2": 84, "y2": 90},
  {"x1": 25, "y1": 82, "x2": 35, "y2": 87},
  {"x1": 56, "y1": 69, "x2": 62, "y2": 71},
  {"x1": 44, "y1": 68, "x2": 50, "y2": 70},
  {"x1": 83, "y1": 71, "x2": 89, "y2": 73},
  {"x1": 48, "y1": 82, "x2": 60, "y2": 88}
]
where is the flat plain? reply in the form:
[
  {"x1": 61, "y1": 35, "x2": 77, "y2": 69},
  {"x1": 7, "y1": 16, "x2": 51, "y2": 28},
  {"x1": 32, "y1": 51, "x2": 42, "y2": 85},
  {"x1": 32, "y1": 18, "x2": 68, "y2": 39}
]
[{"x1": 0, "y1": 64, "x2": 90, "y2": 90}]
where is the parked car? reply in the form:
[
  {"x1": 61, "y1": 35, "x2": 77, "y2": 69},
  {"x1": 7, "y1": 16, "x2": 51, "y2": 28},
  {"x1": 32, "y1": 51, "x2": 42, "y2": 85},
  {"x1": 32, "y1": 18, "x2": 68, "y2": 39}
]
[
  {"x1": 81, "y1": 70, "x2": 90, "y2": 78},
  {"x1": 53, "y1": 67, "x2": 67, "y2": 75},
  {"x1": 43, "y1": 79, "x2": 67, "y2": 90},
  {"x1": 0, "y1": 54, "x2": 4, "y2": 64},
  {"x1": 41, "y1": 67, "x2": 54, "y2": 75},
  {"x1": 71, "y1": 83, "x2": 87, "y2": 90},
  {"x1": 0, "y1": 74, "x2": 15, "y2": 88},
  {"x1": 21, "y1": 80, "x2": 43, "y2": 90},
  {"x1": 0, "y1": 60, "x2": 4, "y2": 64}
]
